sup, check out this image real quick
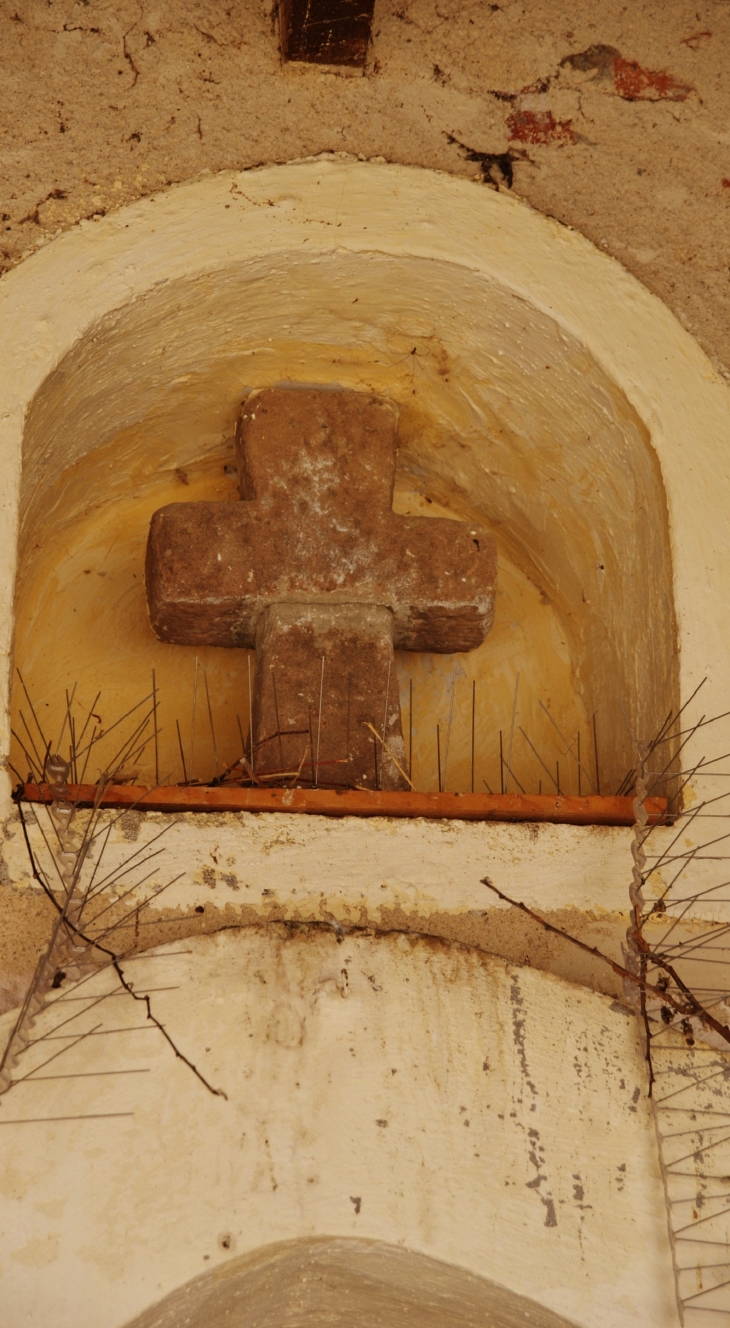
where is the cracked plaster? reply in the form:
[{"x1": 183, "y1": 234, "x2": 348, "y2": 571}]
[{"x1": 1, "y1": 1, "x2": 730, "y2": 373}]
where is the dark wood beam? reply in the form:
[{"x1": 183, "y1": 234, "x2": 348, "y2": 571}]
[{"x1": 280, "y1": 0, "x2": 376, "y2": 68}]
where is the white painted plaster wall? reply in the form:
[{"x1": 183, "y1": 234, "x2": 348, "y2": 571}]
[
  {"x1": 0, "y1": 930, "x2": 679, "y2": 1328},
  {"x1": 0, "y1": 807, "x2": 637, "y2": 914},
  {"x1": 5, "y1": 807, "x2": 724, "y2": 995}
]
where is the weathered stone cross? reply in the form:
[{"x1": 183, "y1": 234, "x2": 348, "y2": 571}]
[{"x1": 146, "y1": 387, "x2": 497, "y2": 790}]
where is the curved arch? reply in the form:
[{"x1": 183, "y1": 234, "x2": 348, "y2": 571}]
[
  {"x1": 0, "y1": 159, "x2": 728, "y2": 804},
  {"x1": 122, "y1": 1236, "x2": 580, "y2": 1328}
]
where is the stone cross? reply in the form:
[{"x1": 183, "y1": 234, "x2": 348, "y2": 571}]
[{"x1": 146, "y1": 387, "x2": 497, "y2": 790}]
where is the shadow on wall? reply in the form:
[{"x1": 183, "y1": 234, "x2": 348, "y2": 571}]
[{"x1": 122, "y1": 1236, "x2": 580, "y2": 1328}]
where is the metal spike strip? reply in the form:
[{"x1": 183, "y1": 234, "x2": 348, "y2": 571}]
[
  {"x1": 0, "y1": 752, "x2": 98, "y2": 1094},
  {"x1": 631, "y1": 709, "x2": 730, "y2": 1325}
]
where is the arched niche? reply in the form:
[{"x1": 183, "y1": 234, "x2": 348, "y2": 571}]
[
  {"x1": 13, "y1": 249, "x2": 673, "y2": 796},
  {"x1": 121, "y1": 1236, "x2": 579, "y2": 1328},
  {"x1": 1, "y1": 159, "x2": 728, "y2": 807}
]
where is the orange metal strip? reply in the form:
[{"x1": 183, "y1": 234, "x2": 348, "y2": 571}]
[{"x1": 22, "y1": 783, "x2": 668, "y2": 826}]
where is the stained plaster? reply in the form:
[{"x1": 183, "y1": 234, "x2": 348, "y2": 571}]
[{"x1": 0, "y1": 929, "x2": 680, "y2": 1328}]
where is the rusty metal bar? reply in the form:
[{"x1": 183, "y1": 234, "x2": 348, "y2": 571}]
[{"x1": 23, "y1": 783, "x2": 668, "y2": 826}]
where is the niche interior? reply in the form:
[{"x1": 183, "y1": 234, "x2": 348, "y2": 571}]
[{"x1": 11, "y1": 249, "x2": 676, "y2": 800}]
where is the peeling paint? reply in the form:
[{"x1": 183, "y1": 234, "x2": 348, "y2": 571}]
[{"x1": 507, "y1": 110, "x2": 575, "y2": 146}]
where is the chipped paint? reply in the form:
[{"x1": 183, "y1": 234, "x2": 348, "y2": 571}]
[{"x1": 507, "y1": 110, "x2": 576, "y2": 145}]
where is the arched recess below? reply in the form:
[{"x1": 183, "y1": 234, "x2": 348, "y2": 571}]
[
  {"x1": 122, "y1": 1236, "x2": 579, "y2": 1328},
  {"x1": 3, "y1": 161, "x2": 686, "y2": 799}
]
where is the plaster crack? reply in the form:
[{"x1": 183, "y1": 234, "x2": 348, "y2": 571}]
[{"x1": 122, "y1": 34, "x2": 140, "y2": 86}]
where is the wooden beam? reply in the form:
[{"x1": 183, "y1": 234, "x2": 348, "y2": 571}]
[
  {"x1": 280, "y1": 0, "x2": 376, "y2": 67},
  {"x1": 23, "y1": 783, "x2": 668, "y2": 826}
]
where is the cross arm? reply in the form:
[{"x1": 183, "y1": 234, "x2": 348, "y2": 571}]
[
  {"x1": 146, "y1": 500, "x2": 496, "y2": 653},
  {"x1": 383, "y1": 515, "x2": 497, "y2": 652},
  {"x1": 146, "y1": 502, "x2": 260, "y2": 647}
]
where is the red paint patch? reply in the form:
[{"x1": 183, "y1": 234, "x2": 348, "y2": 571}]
[
  {"x1": 612, "y1": 57, "x2": 692, "y2": 101},
  {"x1": 507, "y1": 110, "x2": 575, "y2": 146},
  {"x1": 722, "y1": 179, "x2": 730, "y2": 189}
]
